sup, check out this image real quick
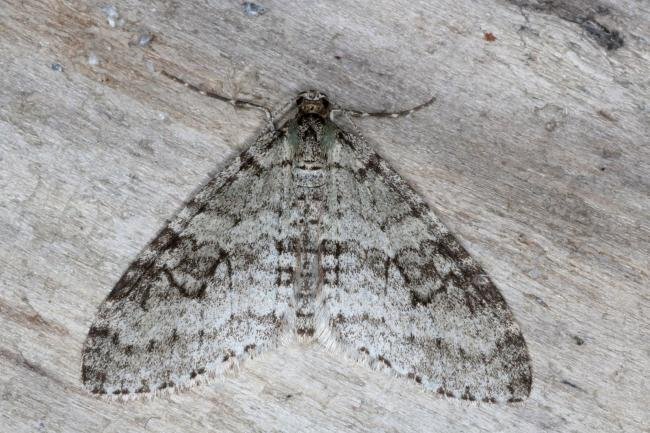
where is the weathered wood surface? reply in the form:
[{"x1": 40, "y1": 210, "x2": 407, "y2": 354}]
[{"x1": 0, "y1": 0, "x2": 648, "y2": 432}]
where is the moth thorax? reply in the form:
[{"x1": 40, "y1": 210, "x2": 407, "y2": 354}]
[
  {"x1": 293, "y1": 128, "x2": 327, "y2": 187},
  {"x1": 297, "y1": 90, "x2": 330, "y2": 117},
  {"x1": 294, "y1": 116, "x2": 327, "y2": 168}
]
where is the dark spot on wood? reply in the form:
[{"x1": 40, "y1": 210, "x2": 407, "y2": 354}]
[
  {"x1": 597, "y1": 109, "x2": 615, "y2": 122},
  {"x1": 573, "y1": 335, "x2": 585, "y2": 345},
  {"x1": 359, "y1": 347, "x2": 369, "y2": 355},
  {"x1": 124, "y1": 345, "x2": 134, "y2": 355},
  {"x1": 334, "y1": 55, "x2": 341, "y2": 60},
  {"x1": 599, "y1": 166, "x2": 606, "y2": 171},
  {"x1": 581, "y1": 19, "x2": 623, "y2": 50},
  {"x1": 197, "y1": 367, "x2": 206, "y2": 375},
  {"x1": 136, "y1": 385, "x2": 150, "y2": 393},
  {"x1": 190, "y1": 371, "x2": 197, "y2": 379},
  {"x1": 602, "y1": 147, "x2": 622, "y2": 159},
  {"x1": 561, "y1": 379, "x2": 581, "y2": 390},
  {"x1": 170, "y1": 328, "x2": 179, "y2": 344},
  {"x1": 508, "y1": 397, "x2": 523, "y2": 403},
  {"x1": 244, "y1": 344, "x2": 256, "y2": 352},
  {"x1": 113, "y1": 389, "x2": 121, "y2": 395},
  {"x1": 437, "y1": 387, "x2": 454, "y2": 398},
  {"x1": 482, "y1": 396, "x2": 497, "y2": 403},
  {"x1": 121, "y1": 388, "x2": 129, "y2": 394},
  {"x1": 483, "y1": 32, "x2": 496, "y2": 41},
  {"x1": 147, "y1": 339, "x2": 156, "y2": 352},
  {"x1": 506, "y1": 1, "x2": 623, "y2": 51}
]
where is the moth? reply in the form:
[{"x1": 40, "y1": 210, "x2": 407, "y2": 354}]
[{"x1": 82, "y1": 77, "x2": 532, "y2": 403}]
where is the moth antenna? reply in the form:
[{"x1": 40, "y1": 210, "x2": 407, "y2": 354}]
[
  {"x1": 160, "y1": 70, "x2": 277, "y2": 131},
  {"x1": 332, "y1": 95, "x2": 436, "y2": 119}
]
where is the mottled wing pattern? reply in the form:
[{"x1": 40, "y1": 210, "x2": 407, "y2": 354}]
[
  {"x1": 82, "y1": 130, "x2": 298, "y2": 396},
  {"x1": 318, "y1": 129, "x2": 532, "y2": 402}
]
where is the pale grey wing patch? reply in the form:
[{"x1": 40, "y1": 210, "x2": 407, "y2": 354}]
[
  {"x1": 318, "y1": 131, "x2": 532, "y2": 402},
  {"x1": 82, "y1": 132, "x2": 298, "y2": 397}
]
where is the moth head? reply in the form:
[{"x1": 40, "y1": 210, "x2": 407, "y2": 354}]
[{"x1": 296, "y1": 90, "x2": 330, "y2": 117}]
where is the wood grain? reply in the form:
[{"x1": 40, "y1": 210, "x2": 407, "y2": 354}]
[{"x1": 0, "y1": 0, "x2": 648, "y2": 432}]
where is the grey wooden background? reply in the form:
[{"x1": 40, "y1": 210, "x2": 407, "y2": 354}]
[{"x1": 0, "y1": 0, "x2": 648, "y2": 432}]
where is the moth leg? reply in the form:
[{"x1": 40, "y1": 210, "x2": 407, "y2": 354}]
[
  {"x1": 330, "y1": 96, "x2": 436, "y2": 119},
  {"x1": 160, "y1": 70, "x2": 277, "y2": 131}
]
